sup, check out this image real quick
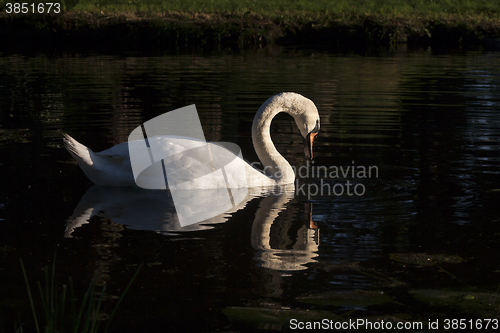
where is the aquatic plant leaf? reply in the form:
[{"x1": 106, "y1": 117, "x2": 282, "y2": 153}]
[
  {"x1": 410, "y1": 289, "x2": 500, "y2": 316},
  {"x1": 297, "y1": 290, "x2": 393, "y2": 307},
  {"x1": 389, "y1": 253, "x2": 463, "y2": 266},
  {"x1": 223, "y1": 306, "x2": 339, "y2": 330}
]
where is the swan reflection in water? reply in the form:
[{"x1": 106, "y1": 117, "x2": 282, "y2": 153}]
[{"x1": 65, "y1": 184, "x2": 319, "y2": 271}]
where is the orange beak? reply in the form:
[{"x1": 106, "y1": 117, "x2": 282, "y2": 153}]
[{"x1": 304, "y1": 132, "x2": 317, "y2": 160}]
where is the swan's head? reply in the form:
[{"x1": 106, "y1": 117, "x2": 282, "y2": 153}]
[{"x1": 254, "y1": 92, "x2": 320, "y2": 162}]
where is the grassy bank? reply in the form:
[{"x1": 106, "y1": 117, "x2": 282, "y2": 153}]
[
  {"x1": 67, "y1": 0, "x2": 498, "y2": 18},
  {"x1": 1, "y1": 0, "x2": 499, "y2": 50}
]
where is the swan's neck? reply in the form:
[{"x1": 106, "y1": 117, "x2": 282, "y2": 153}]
[{"x1": 252, "y1": 100, "x2": 296, "y2": 184}]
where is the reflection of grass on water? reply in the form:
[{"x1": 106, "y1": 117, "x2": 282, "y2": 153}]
[{"x1": 19, "y1": 256, "x2": 141, "y2": 333}]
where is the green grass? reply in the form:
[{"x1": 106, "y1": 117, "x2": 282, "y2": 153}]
[
  {"x1": 19, "y1": 256, "x2": 142, "y2": 333},
  {"x1": 73, "y1": 0, "x2": 500, "y2": 19}
]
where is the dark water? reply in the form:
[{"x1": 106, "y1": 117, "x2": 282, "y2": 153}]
[{"x1": 1, "y1": 46, "x2": 500, "y2": 332}]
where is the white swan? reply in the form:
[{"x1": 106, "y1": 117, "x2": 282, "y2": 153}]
[{"x1": 64, "y1": 92, "x2": 320, "y2": 188}]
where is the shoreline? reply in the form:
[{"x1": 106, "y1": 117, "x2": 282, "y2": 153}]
[{"x1": 1, "y1": 11, "x2": 499, "y2": 51}]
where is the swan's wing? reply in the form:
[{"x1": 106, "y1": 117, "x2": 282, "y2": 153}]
[
  {"x1": 127, "y1": 136, "x2": 228, "y2": 188},
  {"x1": 163, "y1": 154, "x2": 216, "y2": 184}
]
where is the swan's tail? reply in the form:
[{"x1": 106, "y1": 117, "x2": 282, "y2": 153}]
[{"x1": 63, "y1": 134, "x2": 95, "y2": 166}]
